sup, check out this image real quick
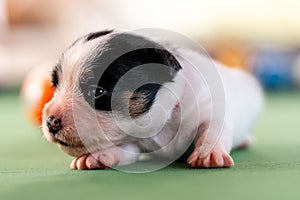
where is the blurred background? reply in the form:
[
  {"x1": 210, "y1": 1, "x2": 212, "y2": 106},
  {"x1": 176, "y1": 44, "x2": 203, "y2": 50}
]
[{"x1": 1, "y1": 0, "x2": 300, "y2": 90}]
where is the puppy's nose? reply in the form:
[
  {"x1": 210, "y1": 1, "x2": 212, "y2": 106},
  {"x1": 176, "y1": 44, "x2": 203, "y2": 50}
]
[{"x1": 46, "y1": 115, "x2": 62, "y2": 135}]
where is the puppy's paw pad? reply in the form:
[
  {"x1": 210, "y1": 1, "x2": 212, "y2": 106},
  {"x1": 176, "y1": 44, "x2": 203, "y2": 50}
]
[{"x1": 187, "y1": 147, "x2": 234, "y2": 168}]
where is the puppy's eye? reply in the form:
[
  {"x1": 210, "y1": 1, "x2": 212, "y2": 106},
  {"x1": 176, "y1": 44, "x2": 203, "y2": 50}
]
[{"x1": 88, "y1": 86, "x2": 106, "y2": 99}]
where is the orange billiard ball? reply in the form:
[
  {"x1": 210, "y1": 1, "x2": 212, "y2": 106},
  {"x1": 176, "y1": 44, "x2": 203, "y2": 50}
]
[{"x1": 21, "y1": 65, "x2": 55, "y2": 125}]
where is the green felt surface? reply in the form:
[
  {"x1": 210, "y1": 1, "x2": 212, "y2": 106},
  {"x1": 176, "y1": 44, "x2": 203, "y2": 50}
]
[{"x1": 0, "y1": 91, "x2": 300, "y2": 200}]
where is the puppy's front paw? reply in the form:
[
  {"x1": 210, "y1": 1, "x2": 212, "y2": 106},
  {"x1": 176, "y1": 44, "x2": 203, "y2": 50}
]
[
  {"x1": 187, "y1": 145, "x2": 234, "y2": 168},
  {"x1": 70, "y1": 150, "x2": 120, "y2": 170}
]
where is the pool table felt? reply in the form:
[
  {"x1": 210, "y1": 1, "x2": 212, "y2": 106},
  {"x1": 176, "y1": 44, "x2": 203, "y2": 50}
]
[{"x1": 0, "y1": 91, "x2": 300, "y2": 200}]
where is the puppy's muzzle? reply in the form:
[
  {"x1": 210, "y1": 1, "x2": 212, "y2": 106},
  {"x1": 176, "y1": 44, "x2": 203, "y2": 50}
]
[{"x1": 47, "y1": 115, "x2": 62, "y2": 135}]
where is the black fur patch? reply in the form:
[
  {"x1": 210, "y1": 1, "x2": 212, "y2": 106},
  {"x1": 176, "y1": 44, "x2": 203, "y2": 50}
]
[
  {"x1": 85, "y1": 30, "x2": 113, "y2": 42},
  {"x1": 80, "y1": 32, "x2": 182, "y2": 118},
  {"x1": 51, "y1": 64, "x2": 61, "y2": 88}
]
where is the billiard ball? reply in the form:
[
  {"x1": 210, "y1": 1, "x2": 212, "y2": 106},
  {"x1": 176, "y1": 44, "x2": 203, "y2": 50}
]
[
  {"x1": 252, "y1": 48, "x2": 297, "y2": 90},
  {"x1": 21, "y1": 64, "x2": 54, "y2": 125}
]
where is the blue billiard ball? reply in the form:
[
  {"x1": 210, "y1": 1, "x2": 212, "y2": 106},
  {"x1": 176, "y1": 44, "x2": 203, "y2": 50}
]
[
  {"x1": 252, "y1": 49, "x2": 297, "y2": 90},
  {"x1": 292, "y1": 54, "x2": 300, "y2": 87}
]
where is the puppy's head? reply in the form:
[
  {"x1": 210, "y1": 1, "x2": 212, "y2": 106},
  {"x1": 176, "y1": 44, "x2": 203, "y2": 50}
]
[{"x1": 42, "y1": 30, "x2": 183, "y2": 157}]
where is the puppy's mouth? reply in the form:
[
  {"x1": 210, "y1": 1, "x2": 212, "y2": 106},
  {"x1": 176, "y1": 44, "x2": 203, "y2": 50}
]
[
  {"x1": 44, "y1": 126, "x2": 84, "y2": 148},
  {"x1": 52, "y1": 136, "x2": 88, "y2": 157},
  {"x1": 57, "y1": 139, "x2": 69, "y2": 147},
  {"x1": 53, "y1": 137, "x2": 84, "y2": 148}
]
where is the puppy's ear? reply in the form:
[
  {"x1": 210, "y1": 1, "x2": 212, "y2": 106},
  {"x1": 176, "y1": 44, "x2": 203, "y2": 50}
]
[{"x1": 128, "y1": 83, "x2": 161, "y2": 118}]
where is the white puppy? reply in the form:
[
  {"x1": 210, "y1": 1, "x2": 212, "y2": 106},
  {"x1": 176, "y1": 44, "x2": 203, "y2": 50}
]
[{"x1": 42, "y1": 30, "x2": 263, "y2": 170}]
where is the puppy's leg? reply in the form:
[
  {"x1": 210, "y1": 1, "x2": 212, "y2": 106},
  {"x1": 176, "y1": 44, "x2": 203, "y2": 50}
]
[
  {"x1": 187, "y1": 123, "x2": 234, "y2": 168},
  {"x1": 70, "y1": 143, "x2": 140, "y2": 170}
]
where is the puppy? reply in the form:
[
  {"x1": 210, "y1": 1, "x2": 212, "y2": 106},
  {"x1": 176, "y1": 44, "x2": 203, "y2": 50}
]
[{"x1": 42, "y1": 30, "x2": 263, "y2": 170}]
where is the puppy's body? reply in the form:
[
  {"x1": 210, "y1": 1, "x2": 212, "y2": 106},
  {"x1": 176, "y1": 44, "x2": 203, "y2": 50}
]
[{"x1": 42, "y1": 30, "x2": 263, "y2": 169}]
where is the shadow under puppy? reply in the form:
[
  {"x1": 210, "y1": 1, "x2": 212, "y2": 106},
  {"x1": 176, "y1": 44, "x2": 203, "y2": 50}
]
[{"x1": 42, "y1": 30, "x2": 264, "y2": 170}]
